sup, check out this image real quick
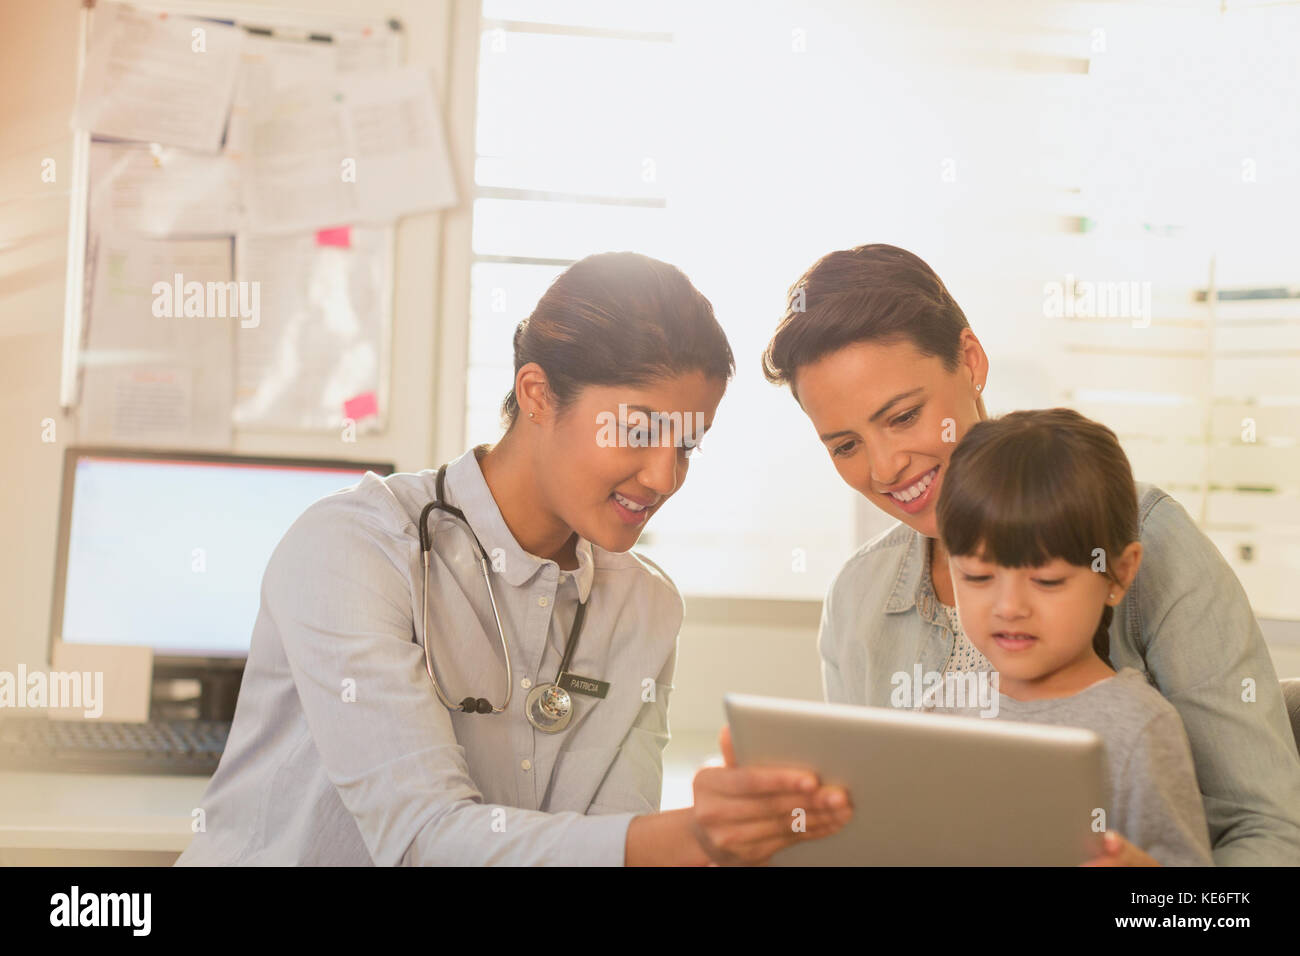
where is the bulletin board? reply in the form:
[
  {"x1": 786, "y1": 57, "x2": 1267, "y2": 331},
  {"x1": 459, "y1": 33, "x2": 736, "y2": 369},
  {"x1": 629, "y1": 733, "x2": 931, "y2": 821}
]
[{"x1": 61, "y1": 0, "x2": 458, "y2": 446}]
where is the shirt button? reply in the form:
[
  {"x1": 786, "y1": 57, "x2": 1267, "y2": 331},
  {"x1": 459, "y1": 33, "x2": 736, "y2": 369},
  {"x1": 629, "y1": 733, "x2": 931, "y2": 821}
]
[
  {"x1": 521, "y1": 677, "x2": 532, "y2": 689},
  {"x1": 520, "y1": 759, "x2": 532, "y2": 771},
  {"x1": 538, "y1": 596, "x2": 548, "y2": 607}
]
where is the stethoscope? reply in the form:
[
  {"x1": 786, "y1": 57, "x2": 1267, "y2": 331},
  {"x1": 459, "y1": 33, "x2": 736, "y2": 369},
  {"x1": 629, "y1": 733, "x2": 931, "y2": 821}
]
[{"x1": 417, "y1": 462, "x2": 589, "y2": 734}]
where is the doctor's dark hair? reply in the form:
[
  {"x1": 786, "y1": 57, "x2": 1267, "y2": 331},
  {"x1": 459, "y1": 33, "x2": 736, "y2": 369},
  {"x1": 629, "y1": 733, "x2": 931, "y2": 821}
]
[
  {"x1": 500, "y1": 251, "x2": 735, "y2": 428},
  {"x1": 761, "y1": 244, "x2": 971, "y2": 404},
  {"x1": 935, "y1": 408, "x2": 1139, "y2": 670}
]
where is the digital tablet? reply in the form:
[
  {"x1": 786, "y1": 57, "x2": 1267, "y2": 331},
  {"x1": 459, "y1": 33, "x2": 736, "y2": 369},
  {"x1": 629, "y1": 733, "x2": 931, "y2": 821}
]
[{"x1": 724, "y1": 692, "x2": 1106, "y2": 866}]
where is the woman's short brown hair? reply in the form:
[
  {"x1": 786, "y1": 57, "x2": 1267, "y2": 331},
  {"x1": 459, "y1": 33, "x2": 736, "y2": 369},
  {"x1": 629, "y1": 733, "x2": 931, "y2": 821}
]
[
  {"x1": 762, "y1": 244, "x2": 971, "y2": 403},
  {"x1": 935, "y1": 407, "x2": 1140, "y2": 668},
  {"x1": 502, "y1": 251, "x2": 734, "y2": 428}
]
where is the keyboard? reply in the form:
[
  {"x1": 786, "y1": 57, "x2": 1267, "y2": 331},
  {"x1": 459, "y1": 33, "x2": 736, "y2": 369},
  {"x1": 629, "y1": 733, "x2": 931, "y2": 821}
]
[{"x1": 0, "y1": 718, "x2": 231, "y2": 776}]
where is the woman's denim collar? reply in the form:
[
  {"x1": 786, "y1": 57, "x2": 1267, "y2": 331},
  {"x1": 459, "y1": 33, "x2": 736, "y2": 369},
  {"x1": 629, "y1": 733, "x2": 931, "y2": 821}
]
[{"x1": 885, "y1": 525, "x2": 944, "y2": 627}]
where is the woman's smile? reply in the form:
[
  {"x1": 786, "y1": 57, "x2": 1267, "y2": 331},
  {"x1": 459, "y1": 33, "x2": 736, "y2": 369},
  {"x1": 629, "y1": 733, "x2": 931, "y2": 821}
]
[{"x1": 884, "y1": 464, "x2": 941, "y2": 515}]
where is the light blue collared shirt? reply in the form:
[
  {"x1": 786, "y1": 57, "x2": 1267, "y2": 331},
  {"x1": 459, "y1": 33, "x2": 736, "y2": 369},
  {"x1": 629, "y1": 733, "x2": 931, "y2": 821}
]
[
  {"x1": 817, "y1": 481, "x2": 1300, "y2": 866},
  {"x1": 177, "y1": 445, "x2": 683, "y2": 865}
]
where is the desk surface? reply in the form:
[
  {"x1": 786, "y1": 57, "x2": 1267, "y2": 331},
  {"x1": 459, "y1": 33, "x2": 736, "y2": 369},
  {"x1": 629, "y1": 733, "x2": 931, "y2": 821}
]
[
  {"x1": 0, "y1": 771, "x2": 207, "y2": 852},
  {"x1": 0, "y1": 732, "x2": 720, "y2": 855}
]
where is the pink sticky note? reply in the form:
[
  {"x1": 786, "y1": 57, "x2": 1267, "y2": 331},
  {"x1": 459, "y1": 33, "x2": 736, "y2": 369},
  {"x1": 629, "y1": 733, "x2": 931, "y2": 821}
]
[
  {"x1": 316, "y1": 226, "x2": 351, "y2": 248},
  {"x1": 343, "y1": 391, "x2": 379, "y2": 421}
]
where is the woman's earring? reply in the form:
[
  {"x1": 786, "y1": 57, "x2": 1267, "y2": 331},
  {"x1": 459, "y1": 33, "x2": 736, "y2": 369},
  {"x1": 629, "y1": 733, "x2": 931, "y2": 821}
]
[
  {"x1": 975, "y1": 384, "x2": 983, "y2": 392},
  {"x1": 528, "y1": 411, "x2": 535, "y2": 420}
]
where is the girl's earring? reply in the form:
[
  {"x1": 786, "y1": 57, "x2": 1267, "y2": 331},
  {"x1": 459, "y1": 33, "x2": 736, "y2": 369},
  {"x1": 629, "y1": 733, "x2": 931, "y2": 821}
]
[
  {"x1": 528, "y1": 411, "x2": 535, "y2": 420},
  {"x1": 975, "y1": 384, "x2": 983, "y2": 392}
]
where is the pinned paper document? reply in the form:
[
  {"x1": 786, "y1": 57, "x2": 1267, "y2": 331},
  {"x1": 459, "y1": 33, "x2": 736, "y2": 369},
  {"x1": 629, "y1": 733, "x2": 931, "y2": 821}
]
[
  {"x1": 233, "y1": 227, "x2": 389, "y2": 430},
  {"x1": 72, "y1": 2, "x2": 243, "y2": 153},
  {"x1": 239, "y1": 65, "x2": 457, "y2": 234},
  {"x1": 342, "y1": 66, "x2": 459, "y2": 222},
  {"x1": 89, "y1": 141, "x2": 241, "y2": 236},
  {"x1": 78, "y1": 234, "x2": 235, "y2": 447}
]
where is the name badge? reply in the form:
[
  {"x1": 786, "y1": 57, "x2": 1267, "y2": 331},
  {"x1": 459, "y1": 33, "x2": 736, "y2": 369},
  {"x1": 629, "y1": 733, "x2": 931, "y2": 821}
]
[{"x1": 560, "y1": 673, "x2": 610, "y2": 699}]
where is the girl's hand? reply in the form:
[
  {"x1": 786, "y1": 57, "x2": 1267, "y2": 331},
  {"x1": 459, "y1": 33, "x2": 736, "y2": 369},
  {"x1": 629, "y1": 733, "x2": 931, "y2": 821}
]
[
  {"x1": 1080, "y1": 831, "x2": 1161, "y2": 867},
  {"x1": 688, "y1": 724, "x2": 853, "y2": 866}
]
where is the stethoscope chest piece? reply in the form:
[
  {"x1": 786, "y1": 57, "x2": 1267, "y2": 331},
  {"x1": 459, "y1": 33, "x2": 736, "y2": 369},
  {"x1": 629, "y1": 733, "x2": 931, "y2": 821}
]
[{"x1": 525, "y1": 682, "x2": 573, "y2": 733}]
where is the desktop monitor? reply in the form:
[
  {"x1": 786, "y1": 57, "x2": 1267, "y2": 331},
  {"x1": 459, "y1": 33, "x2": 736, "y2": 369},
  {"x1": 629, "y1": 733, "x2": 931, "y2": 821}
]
[{"x1": 50, "y1": 447, "x2": 394, "y2": 665}]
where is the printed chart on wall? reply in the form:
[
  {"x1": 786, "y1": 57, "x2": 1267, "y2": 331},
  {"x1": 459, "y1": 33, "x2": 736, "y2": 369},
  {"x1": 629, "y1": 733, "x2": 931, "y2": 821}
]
[{"x1": 68, "y1": 1, "x2": 457, "y2": 445}]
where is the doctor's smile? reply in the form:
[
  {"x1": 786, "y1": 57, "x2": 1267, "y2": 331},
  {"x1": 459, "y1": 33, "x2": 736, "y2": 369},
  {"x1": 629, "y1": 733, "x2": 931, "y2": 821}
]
[{"x1": 609, "y1": 490, "x2": 656, "y2": 525}]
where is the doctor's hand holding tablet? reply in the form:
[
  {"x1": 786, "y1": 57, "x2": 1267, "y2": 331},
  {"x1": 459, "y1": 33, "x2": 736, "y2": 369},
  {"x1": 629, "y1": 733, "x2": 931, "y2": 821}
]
[
  {"x1": 176, "y1": 252, "x2": 852, "y2": 867},
  {"x1": 682, "y1": 726, "x2": 852, "y2": 866},
  {"x1": 635, "y1": 724, "x2": 852, "y2": 866}
]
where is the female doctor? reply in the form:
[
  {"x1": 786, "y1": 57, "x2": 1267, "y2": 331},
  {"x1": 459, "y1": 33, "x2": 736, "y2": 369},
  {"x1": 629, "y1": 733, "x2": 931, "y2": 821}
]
[{"x1": 177, "y1": 251, "x2": 851, "y2": 866}]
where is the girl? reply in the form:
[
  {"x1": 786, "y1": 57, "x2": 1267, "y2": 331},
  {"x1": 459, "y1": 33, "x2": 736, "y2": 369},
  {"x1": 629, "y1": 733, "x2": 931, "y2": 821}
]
[
  {"x1": 178, "y1": 251, "x2": 849, "y2": 866},
  {"x1": 934, "y1": 407, "x2": 1213, "y2": 866},
  {"x1": 760, "y1": 243, "x2": 1300, "y2": 865}
]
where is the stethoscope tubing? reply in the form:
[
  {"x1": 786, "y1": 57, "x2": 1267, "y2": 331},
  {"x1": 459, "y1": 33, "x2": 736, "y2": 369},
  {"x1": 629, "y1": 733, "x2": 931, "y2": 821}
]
[
  {"x1": 420, "y1": 544, "x2": 515, "y2": 714},
  {"x1": 418, "y1": 463, "x2": 586, "y2": 728}
]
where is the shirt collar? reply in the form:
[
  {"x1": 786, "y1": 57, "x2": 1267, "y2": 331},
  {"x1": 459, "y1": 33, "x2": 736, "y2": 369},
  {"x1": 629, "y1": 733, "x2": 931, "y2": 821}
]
[
  {"x1": 885, "y1": 525, "x2": 930, "y2": 616},
  {"x1": 440, "y1": 445, "x2": 595, "y2": 603}
]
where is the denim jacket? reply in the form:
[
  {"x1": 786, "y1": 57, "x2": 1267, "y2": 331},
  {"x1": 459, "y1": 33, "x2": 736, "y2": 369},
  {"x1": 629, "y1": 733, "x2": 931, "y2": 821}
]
[{"x1": 817, "y1": 481, "x2": 1300, "y2": 865}]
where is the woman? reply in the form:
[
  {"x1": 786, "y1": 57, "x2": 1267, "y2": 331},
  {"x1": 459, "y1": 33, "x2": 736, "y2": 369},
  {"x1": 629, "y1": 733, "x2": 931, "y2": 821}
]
[
  {"x1": 176, "y1": 251, "x2": 849, "y2": 866},
  {"x1": 760, "y1": 243, "x2": 1300, "y2": 866}
]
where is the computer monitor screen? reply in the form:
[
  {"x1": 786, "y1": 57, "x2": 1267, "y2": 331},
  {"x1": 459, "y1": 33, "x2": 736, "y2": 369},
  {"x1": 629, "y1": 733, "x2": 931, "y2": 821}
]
[{"x1": 54, "y1": 450, "x2": 393, "y2": 658}]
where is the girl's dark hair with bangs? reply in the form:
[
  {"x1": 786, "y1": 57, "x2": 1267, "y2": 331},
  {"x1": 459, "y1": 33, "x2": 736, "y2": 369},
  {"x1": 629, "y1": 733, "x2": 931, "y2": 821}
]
[
  {"x1": 501, "y1": 251, "x2": 735, "y2": 429},
  {"x1": 935, "y1": 408, "x2": 1139, "y2": 669}
]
